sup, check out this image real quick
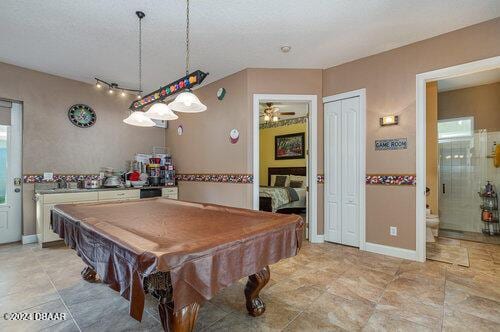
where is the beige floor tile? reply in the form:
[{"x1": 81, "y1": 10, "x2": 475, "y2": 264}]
[
  {"x1": 442, "y1": 307, "x2": 500, "y2": 332},
  {"x1": 304, "y1": 292, "x2": 375, "y2": 331},
  {"x1": 327, "y1": 266, "x2": 394, "y2": 303},
  {"x1": 267, "y1": 278, "x2": 324, "y2": 309},
  {"x1": 376, "y1": 290, "x2": 443, "y2": 328},
  {"x1": 384, "y1": 276, "x2": 445, "y2": 306},
  {"x1": 283, "y1": 311, "x2": 345, "y2": 331},
  {"x1": 445, "y1": 281, "x2": 500, "y2": 324},
  {"x1": 363, "y1": 310, "x2": 436, "y2": 332}
]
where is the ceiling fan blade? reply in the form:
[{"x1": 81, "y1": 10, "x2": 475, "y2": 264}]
[{"x1": 280, "y1": 112, "x2": 296, "y2": 115}]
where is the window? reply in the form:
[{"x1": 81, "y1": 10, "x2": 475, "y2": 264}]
[{"x1": 438, "y1": 117, "x2": 473, "y2": 140}]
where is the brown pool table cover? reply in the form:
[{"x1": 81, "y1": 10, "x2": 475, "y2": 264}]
[{"x1": 51, "y1": 198, "x2": 303, "y2": 321}]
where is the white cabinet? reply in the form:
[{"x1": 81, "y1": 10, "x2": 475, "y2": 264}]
[
  {"x1": 162, "y1": 187, "x2": 178, "y2": 199},
  {"x1": 98, "y1": 189, "x2": 140, "y2": 201},
  {"x1": 35, "y1": 189, "x2": 139, "y2": 247},
  {"x1": 35, "y1": 191, "x2": 98, "y2": 246}
]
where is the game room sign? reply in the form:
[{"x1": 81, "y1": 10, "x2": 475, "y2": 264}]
[{"x1": 375, "y1": 138, "x2": 408, "y2": 151}]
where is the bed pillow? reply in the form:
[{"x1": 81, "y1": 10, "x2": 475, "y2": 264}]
[
  {"x1": 289, "y1": 175, "x2": 307, "y2": 188},
  {"x1": 273, "y1": 175, "x2": 288, "y2": 187},
  {"x1": 289, "y1": 180, "x2": 303, "y2": 188}
]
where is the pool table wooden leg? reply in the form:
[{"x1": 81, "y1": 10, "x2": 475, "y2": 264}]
[
  {"x1": 81, "y1": 266, "x2": 99, "y2": 283},
  {"x1": 158, "y1": 296, "x2": 199, "y2": 332},
  {"x1": 245, "y1": 265, "x2": 270, "y2": 317}
]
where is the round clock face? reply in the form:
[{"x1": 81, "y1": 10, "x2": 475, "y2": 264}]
[{"x1": 68, "y1": 104, "x2": 96, "y2": 128}]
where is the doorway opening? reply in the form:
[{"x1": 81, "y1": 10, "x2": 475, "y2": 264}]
[
  {"x1": 252, "y1": 94, "x2": 319, "y2": 243},
  {"x1": 416, "y1": 56, "x2": 500, "y2": 262},
  {"x1": 323, "y1": 89, "x2": 366, "y2": 249},
  {"x1": 0, "y1": 99, "x2": 23, "y2": 245}
]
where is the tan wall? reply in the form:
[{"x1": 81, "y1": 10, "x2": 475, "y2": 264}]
[
  {"x1": 165, "y1": 70, "x2": 253, "y2": 209},
  {"x1": 166, "y1": 68, "x2": 324, "y2": 232},
  {"x1": 426, "y1": 82, "x2": 439, "y2": 214},
  {"x1": 0, "y1": 62, "x2": 165, "y2": 235},
  {"x1": 259, "y1": 122, "x2": 307, "y2": 186},
  {"x1": 323, "y1": 18, "x2": 500, "y2": 250},
  {"x1": 438, "y1": 82, "x2": 500, "y2": 132},
  {"x1": 247, "y1": 68, "x2": 324, "y2": 234}
]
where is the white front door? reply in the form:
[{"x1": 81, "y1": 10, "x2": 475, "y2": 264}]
[
  {"x1": 324, "y1": 96, "x2": 360, "y2": 247},
  {"x1": 0, "y1": 101, "x2": 22, "y2": 244}
]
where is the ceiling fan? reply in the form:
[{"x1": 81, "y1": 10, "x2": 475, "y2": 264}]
[{"x1": 260, "y1": 102, "x2": 295, "y2": 122}]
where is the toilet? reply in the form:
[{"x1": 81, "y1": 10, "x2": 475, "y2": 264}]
[{"x1": 426, "y1": 210, "x2": 440, "y2": 242}]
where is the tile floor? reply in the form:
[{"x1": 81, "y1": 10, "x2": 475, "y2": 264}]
[{"x1": 0, "y1": 239, "x2": 499, "y2": 331}]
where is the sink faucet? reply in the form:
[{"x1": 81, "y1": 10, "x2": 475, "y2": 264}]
[{"x1": 57, "y1": 178, "x2": 67, "y2": 189}]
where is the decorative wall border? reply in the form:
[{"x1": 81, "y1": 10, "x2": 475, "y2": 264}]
[
  {"x1": 176, "y1": 174, "x2": 253, "y2": 184},
  {"x1": 259, "y1": 116, "x2": 308, "y2": 129},
  {"x1": 365, "y1": 174, "x2": 416, "y2": 186},
  {"x1": 25, "y1": 173, "x2": 255, "y2": 184},
  {"x1": 24, "y1": 174, "x2": 100, "y2": 184}
]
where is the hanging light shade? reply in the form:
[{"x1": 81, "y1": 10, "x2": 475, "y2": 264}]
[
  {"x1": 123, "y1": 111, "x2": 156, "y2": 127},
  {"x1": 144, "y1": 102, "x2": 179, "y2": 120},
  {"x1": 168, "y1": 91, "x2": 206, "y2": 113},
  {"x1": 168, "y1": 0, "x2": 206, "y2": 113}
]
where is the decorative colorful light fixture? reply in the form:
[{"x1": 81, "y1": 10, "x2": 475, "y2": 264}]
[{"x1": 168, "y1": 0, "x2": 207, "y2": 113}]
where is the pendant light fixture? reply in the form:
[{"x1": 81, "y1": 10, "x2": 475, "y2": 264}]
[
  {"x1": 144, "y1": 102, "x2": 179, "y2": 121},
  {"x1": 123, "y1": 11, "x2": 155, "y2": 127},
  {"x1": 168, "y1": 0, "x2": 207, "y2": 113}
]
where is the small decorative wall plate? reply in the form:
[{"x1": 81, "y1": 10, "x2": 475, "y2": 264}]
[
  {"x1": 177, "y1": 125, "x2": 183, "y2": 136},
  {"x1": 217, "y1": 88, "x2": 226, "y2": 100},
  {"x1": 230, "y1": 128, "x2": 239, "y2": 144},
  {"x1": 68, "y1": 104, "x2": 96, "y2": 128}
]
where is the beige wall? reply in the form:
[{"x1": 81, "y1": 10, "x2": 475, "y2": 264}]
[
  {"x1": 438, "y1": 82, "x2": 500, "y2": 132},
  {"x1": 0, "y1": 62, "x2": 165, "y2": 235},
  {"x1": 426, "y1": 82, "x2": 438, "y2": 215},
  {"x1": 165, "y1": 68, "x2": 324, "y2": 231},
  {"x1": 323, "y1": 18, "x2": 500, "y2": 250}
]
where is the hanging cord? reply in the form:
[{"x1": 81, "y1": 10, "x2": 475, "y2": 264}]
[
  {"x1": 185, "y1": 0, "x2": 190, "y2": 77},
  {"x1": 138, "y1": 14, "x2": 143, "y2": 94}
]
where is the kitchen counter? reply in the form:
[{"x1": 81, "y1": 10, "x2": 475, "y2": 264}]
[{"x1": 35, "y1": 186, "x2": 176, "y2": 195}]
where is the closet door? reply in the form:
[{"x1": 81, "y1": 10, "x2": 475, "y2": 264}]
[
  {"x1": 340, "y1": 97, "x2": 360, "y2": 247},
  {"x1": 324, "y1": 101, "x2": 342, "y2": 243}
]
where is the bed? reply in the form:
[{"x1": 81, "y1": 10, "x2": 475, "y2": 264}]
[{"x1": 259, "y1": 167, "x2": 307, "y2": 213}]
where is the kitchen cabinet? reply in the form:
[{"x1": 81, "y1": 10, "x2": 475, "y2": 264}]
[
  {"x1": 35, "y1": 189, "x2": 140, "y2": 247},
  {"x1": 98, "y1": 189, "x2": 140, "y2": 201},
  {"x1": 162, "y1": 187, "x2": 178, "y2": 199}
]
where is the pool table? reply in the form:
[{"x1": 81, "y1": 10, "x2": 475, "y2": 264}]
[{"x1": 51, "y1": 197, "x2": 303, "y2": 332}]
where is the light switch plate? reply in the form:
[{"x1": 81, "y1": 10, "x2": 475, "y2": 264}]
[
  {"x1": 390, "y1": 226, "x2": 398, "y2": 236},
  {"x1": 43, "y1": 172, "x2": 53, "y2": 181}
]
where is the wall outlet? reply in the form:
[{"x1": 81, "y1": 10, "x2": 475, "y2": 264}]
[
  {"x1": 43, "y1": 172, "x2": 53, "y2": 181},
  {"x1": 390, "y1": 226, "x2": 398, "y2": 236}
]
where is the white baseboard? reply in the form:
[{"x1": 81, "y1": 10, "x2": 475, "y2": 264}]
[
  {"x1": 364, "y1": 242, "x2": 417, "y2": 261},
  {"x1": 309, "y1": 234, "x2": 324, "y2": 244},
  {"x1": 22, "y1": 234, "x2": 38, "y2": 245}
]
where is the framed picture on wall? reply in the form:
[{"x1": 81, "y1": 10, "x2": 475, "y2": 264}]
[{"x1": 275, "y1": 132, "x2": 305, "y2": 160}]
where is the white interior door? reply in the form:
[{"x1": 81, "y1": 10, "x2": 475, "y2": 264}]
[
  {"x1": 324, "y1": 96, "x2": 360, "y2": 246},
  {"x1": 0, "y1": 101, "x2": 22, "y2": 244},
  {"x1": 324, "y1": 101, "x2": 342, "y2": 242},
  {"x1": 340, "y1": 98, "x2": 360, "y2": 246}
]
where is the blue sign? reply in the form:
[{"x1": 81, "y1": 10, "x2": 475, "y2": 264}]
[{"x1": 375, "y1": 138, "x2": 407, "y2": 151}]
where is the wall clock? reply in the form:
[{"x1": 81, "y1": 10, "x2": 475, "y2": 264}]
[{"x1": 68, "y1": 104, "x2": 96, "y2": 128}]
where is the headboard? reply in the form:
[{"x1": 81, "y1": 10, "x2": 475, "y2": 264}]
[{"x1": 267, "y1": 167, "x2": 306, "y2": 186}]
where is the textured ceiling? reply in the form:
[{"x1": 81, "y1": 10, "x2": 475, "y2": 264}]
[{"x1": 1, "y1": 0, "x2": 499, "y2": 92}]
